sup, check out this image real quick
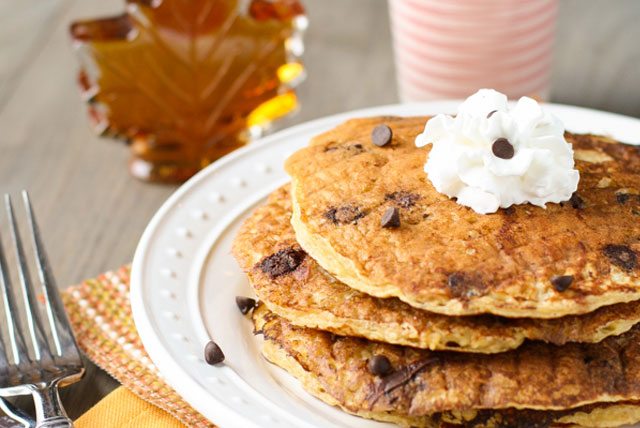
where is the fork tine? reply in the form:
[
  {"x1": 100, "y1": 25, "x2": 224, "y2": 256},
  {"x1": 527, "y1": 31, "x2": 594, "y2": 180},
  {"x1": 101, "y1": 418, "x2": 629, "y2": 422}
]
[
  {"x1": 0, "y1": 208, "x2": 31, "y2": 367},
  {"x1": 5, "y1": 195, "x2": 51, "y2": 362},
  {"x1": 22, "y1": 191, "x2": 79, "y2": 360}
]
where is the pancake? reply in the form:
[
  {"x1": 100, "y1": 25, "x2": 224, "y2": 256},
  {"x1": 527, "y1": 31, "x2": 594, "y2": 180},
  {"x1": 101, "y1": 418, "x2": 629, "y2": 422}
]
[
  {"x1": 285, "y1": 116, "x2": 640, "y2": 318},
  {"x1": 233, "y1": 186, "x2": 640, "y2": 353},
  {"x1": 253, "y1": 305, "x2": 640, "y2": 426},
  {"x1": 440, "y1": 403, "x2": 640, "y2": 428}
]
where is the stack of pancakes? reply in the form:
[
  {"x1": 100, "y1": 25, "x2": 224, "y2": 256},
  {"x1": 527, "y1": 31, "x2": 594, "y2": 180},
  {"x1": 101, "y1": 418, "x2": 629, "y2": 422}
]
[{"x1": 232, "y1": 116, "x2": 640, "y2": 427}]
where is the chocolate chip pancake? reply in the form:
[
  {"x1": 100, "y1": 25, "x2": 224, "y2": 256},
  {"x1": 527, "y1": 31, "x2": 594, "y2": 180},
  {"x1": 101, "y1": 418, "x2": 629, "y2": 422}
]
[
  {"x1": 285, "y1": 116, "x2": 640, "y2": 318},
  {"x1": 253, "y1": 305, "x2": 640, "y2": 427},
  {"x1": 233, "y1": 186, "x2": 640, "y2": 353}
]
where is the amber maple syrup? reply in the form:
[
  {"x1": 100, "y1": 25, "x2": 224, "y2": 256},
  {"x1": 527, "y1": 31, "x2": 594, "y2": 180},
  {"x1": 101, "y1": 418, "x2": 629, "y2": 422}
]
[{"x1": 71, "y1": 0, "x2": 306, "y2": 183}]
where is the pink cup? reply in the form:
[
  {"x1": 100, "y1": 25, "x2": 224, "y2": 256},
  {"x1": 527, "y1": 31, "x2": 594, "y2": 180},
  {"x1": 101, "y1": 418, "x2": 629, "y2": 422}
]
[{"x1": 389, "y1": 0, "x2": 558, "y2": 101}]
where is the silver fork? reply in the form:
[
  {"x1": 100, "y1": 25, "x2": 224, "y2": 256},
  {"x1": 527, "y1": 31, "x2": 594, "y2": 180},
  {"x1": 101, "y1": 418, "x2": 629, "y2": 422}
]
[{"x1": 0, "y1": 192, "x2": 84, "y2": 428}]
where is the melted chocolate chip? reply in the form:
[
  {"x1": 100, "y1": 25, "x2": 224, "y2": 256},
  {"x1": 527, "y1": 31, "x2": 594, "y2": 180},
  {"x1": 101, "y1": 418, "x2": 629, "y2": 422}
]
[
  {"x1": 603, "y1": 244, "x2": 637, "y2": 271},
  {"x1": 235, "y1": 296, "x2": 257, "y2": 315},
  {"x1": 384, "y1": 191, "x2": 421, "y2": 208},
  {"x1": 381, "y1": 207, "x2": 400, "y2": 228},
  {"x1": 569, "y1": 193, "x2": 586, "y2": 209},
  {"x1": 368, "y1": 355, "x2": 392, "y2": 377},
  {"x1": 447, "y1": 272, "x2": 486, "y2": 299},
  {"x1": 503, "y1": 206, "x2": 516, "y2": 215},
  {"x1": 367, "y1": 358, "x2": 436, "y2": 407},
  {"x1": 492, "y1": 138, "x2": 514, "y2": 159},
  {"x1": 487, "y1": 110, "x2": 497, "y2": 118},
  {"x1": 550, "y1": 275, "x2": 573, "y2": 292},
  {"x1": 324, "y1": 205, "x2": 367, "y2": 225},
  {"x1": 616, "y1": 193, "x2": 630, "y2": 204},
  {"x1": 204, "y1": 341, "x2": 225, "y2": 365},
  {"x1": 371, "y1": 124, "x2": 393, "y2": 147},
  {"x1": 257, "y1": 248, "x2": 306, "y2": 278}
]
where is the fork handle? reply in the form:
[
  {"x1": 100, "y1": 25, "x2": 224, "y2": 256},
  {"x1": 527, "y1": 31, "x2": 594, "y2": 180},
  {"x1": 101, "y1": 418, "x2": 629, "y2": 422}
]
[
  {"x1": 31, "y1": 386, "x2": 73, "y2": 428},
  {"x1": 35, "y1": 418, "x2": 72, "y2": 428}
]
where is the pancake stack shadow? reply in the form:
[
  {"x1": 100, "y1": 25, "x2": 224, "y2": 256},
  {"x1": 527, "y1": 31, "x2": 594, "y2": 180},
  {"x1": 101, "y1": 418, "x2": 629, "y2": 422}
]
[{"x1": 232, "y1": 116, "x2": 640, "y2": 428}]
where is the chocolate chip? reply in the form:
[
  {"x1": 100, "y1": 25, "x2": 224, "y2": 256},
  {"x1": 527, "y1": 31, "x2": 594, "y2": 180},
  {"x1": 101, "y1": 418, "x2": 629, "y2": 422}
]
[
  {"x1": 367, "y1": 358, "x2": 436, "y2": 406},
  {"x1": 503, "y1": 206, "x2": 516, "y2": 215},
  {"x1": 385, "y1": 191, "x2": 420, "y2": 208},
  {"x1": 204, "y1": 341, "x2": 225, "y2": 365},
  {"x1": 550, "y1": 275, "x2": 573, "y2": 292},
  {"x1": 447, "y1": 272, "x2": 486, "y2": 299},
  {"x1": 569, "y1": 193, "x2": 585, "y2": 209},
  {"x1": 368, "y1": 355, "x2": 392, "y2": 376},
  {"x1": 324, "y1": 205, "x2": 367, "y2": 225},
  {"x1": 492, "y1": 138, "x2": 514, "y2": 159},
  {"x1": 617, "y1": 193, "x2": 630, "y2": 204},
  {"x1": 235, "y1": 296, "x2": 257, "y2": 315},
  {"x1": 448, "y1": 273, "x2": 465, "y2": 293},
  {"x1": 487, "y1": 110, "x2": 497, "y2": 118},
  {"x1": 371, "y1": 124, "x2": 392, "y2": 147},
  {"x1": 381, "y1": 207, "x2": 400, "y2": 228},
  {"x1": 603, "y1": 244, "x2": 637, "y2": 271},
  {"x1": 257, "y1": 248, "x2": 306, "y2": 278}
]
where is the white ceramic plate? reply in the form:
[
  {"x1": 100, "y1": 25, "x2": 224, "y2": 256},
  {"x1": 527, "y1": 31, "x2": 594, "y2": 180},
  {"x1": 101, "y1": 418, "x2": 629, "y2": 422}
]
[{"x1": 130, "y1": 102, "x2": 640, "y2": 428}]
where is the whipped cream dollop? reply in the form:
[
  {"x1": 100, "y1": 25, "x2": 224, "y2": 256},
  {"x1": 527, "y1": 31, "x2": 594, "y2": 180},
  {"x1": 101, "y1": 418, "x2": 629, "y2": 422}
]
[{"x1": 415, "y1": 89, "x2": 580, "y2": 214}]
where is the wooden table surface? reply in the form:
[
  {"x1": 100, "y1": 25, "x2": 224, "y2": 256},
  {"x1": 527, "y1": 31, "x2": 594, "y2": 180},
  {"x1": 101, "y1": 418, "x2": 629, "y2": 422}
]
[{"x1": 0, "y1": 0, "x2": 639, "y2": 421}]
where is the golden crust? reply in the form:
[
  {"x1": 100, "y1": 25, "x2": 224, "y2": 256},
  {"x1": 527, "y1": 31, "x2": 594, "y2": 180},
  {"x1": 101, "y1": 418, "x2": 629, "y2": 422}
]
[
  {"x1": 260, "y1": 337, "x2": 435, "y2": 427},
  {"x1": 253, "y1": 306, "x2": 640, "y2": 417},
  {"x1": 265, "y1": 328, "x2": 640, "y2": 428},
  {"x1": 285, "y1": 116, "x2": 640, "y2": 318},
  {"x1": 233, "y1": 186, "x2": 640, "y2": 353},
  {"x1": 255, "y1": 306, "x2": 640, "y2": 427},
  {"x1": 438, "y1": 403, "x2": 640, "y2": 428},
  {"x1": 556, "y1": 403, "x2": 640, "y2": 427},
  {"x1": 265, "y1": 325, "x2": 640, "y2": 428}
]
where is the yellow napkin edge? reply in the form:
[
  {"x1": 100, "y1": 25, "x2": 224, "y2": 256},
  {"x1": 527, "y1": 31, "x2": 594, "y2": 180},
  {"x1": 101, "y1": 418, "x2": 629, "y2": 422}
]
[{"x1": 76, "y1": 386, "x2": 185, "y2": 428}]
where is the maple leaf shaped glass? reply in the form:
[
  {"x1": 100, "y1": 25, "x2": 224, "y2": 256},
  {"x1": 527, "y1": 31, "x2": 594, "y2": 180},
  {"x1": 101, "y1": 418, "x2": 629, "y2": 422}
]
[{"x1": 70, "y1": 0, "x2": 306, "y2": 183}]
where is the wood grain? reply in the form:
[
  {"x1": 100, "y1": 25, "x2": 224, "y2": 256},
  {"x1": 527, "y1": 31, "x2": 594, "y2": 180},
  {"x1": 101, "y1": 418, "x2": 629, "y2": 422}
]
[{"x1": 0, "y1": 0, "x2": 638, "y2": 421}]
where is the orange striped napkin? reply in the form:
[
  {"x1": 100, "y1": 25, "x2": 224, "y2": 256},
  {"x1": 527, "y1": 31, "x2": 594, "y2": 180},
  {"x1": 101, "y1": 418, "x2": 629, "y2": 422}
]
[
  {"x1": 75, "y1": 387, "x2": 183, "y2": 428},
  {"x1": 62, "y1": 266, "x2": 215, "y2": 427}
]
